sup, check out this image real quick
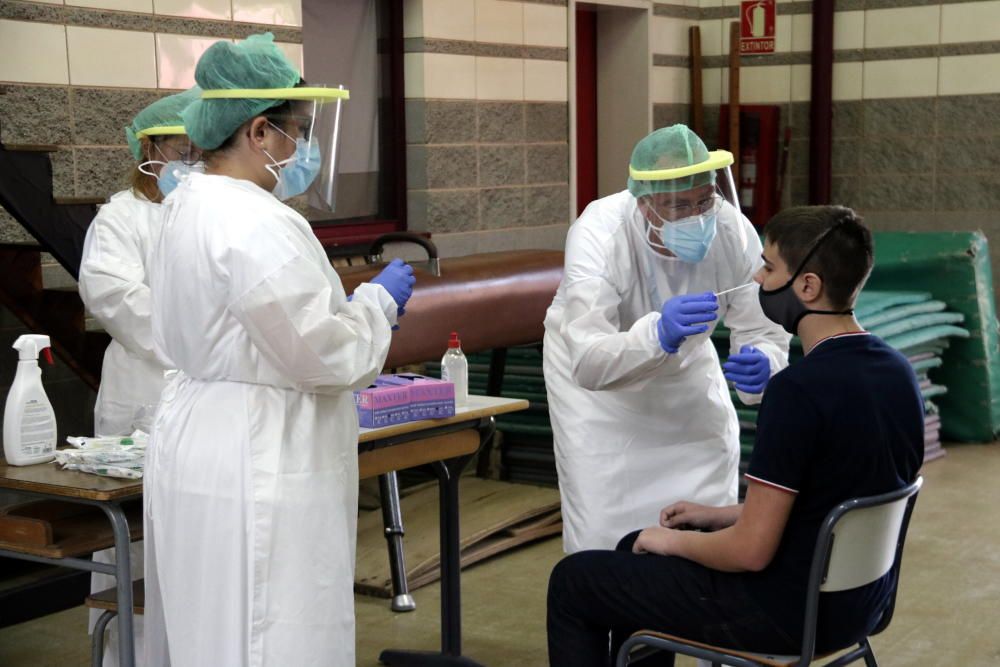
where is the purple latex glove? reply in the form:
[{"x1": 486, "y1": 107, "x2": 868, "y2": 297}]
[
  {"x1": 722, "y1": 345, "x2": 771, "y2": 394},
  {"x1": 657, "y1": 292, "x2": 719, "y2": 353}
]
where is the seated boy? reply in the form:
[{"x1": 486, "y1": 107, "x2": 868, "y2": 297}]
[{"x1": 546, "y1": 205, "x2": 924, "y2": 667}]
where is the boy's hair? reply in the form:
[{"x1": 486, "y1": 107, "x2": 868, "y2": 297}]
[{"x1": 764, "y1": 205, "x2": 873, "y2": 309}]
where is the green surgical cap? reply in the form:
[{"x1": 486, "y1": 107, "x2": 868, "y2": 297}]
[
  {"x1": 627, "y1": 124, "x2": 716, "y2": 199},
  {"x1": 182, "y1": 32, "x2": 300, "y2": 150},
  {"x1": 125, "y1": 87, "x2": 201, "y2": 161}
]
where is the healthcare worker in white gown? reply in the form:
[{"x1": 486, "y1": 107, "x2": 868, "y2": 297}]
[
  {"x1": 143, "y1": 34, "x2": 413, "y2": 666},
  {"x1": 78, "y1": 88, "x2": 201, "y2": 667},
  {"x1": 544, "y1": 125, "x2": 791, "y2": 554}
]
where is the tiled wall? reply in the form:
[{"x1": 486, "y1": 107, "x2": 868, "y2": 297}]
[
  {"x1": 651, "y1": 0, "x2": 1000, "y2": 297},
  {"x1": 0, "y1": 2, "x2": 303, "y2": 442},
  {"x1": 402, "y1": 0, "x2": 571, "y2": 257},
  {"x1": 0, "y1": 0, "x2": 304, "y2": 242}
]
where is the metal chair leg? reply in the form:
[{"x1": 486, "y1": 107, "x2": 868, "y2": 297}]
[
  {"x1": 379, "y1": 471, "x2": 415, "y2": 612},
  {"x1": 862, "y1": 639, "x2": 879, "y2": 667},
  {"x1": 92, "y1": 610, "x2": 116, "y2": 667}
]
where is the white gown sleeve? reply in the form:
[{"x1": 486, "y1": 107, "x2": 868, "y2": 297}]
[
  {"x1": 78, "y1": 200, "x2": 158, "y2": 362},
  {"x1": 227, "y1": 247, "x2": 395, "y2": 395},
  {"x1": 720, "y1": 216, "x2": 791, "y2": 405}
]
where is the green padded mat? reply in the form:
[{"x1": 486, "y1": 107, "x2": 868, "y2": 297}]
[{"x1": 864, "y1": 232, "x2": 1000, "y2": 442}]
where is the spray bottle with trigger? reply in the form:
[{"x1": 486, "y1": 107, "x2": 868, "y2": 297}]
[{"x1": 3, "y1": 335, "x2": 58, "y2": 466}]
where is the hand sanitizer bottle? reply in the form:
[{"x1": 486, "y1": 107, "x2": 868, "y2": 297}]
[
  {"x1": 440, "y1": 331, "x2": 468, "y2": 408},
  {"x1": 3, "y1": 335, "x2": 57, "y2": 466}
]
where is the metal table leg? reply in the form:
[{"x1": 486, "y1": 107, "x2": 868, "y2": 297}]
[
  {"x1": 378, "y1": 418, "x2": 495, "y2": 667},
  {"x1": 379, "y1": 471, "x2": 416, "y2": 612},
  {"x1": 92, "y1": 610, "x2": 117, "y2": 667},
  {"x1": 100, "y1": 502, "x2": 135, "y2": 667}
]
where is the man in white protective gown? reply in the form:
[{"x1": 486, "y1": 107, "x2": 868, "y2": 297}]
[
  {"x1": 144, "y1": 34, "x2": 415, "y2": 666},
  {"x1": 543, "y1": 125, "x2": 791, "y2": 554},
  {"x1": 78, "y1": 87, "x2": 201, "y2": 667}
]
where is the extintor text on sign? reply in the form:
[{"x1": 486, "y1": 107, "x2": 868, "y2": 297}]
[{"x1": 740, "y1": 0, "x2": 776, "y2": 55}]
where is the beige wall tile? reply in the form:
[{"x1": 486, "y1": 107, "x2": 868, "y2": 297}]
[
  {"x1": 651, "y1": 65, "x2": 689, "y2": 104},
  {"x1": 696, "y1": 19, "x2": 723, "y2": 57},
  {"x1": 67, "y1": 0, "x2": 152, "y2": 12},
  {"x1": 476, "y1": 0, "x2": 522, "y2": 45},
  {"x1": 724, "y1": 65, "x2": 791, "y2": 104},
  {"x1": 32, "y1": 0, "x2": 64, "y2": 4},
  {"x1": 862, "y1": 58, "x2": 937, "y2": 99},
  {"x1": 424, "y1": 53, "x2": 477, "y2": 99},
  {"x1": 791, "y1": 14, "x2": 810, "y2": 53},
  {"x1": 832, "y1": 62, "x2": 862, "y2": 101},
  {"x1": 941, "y1": 1, "x2": 1000, "y2": 44},
  {"x1": 774, "y1": 15, "x2": 792, "y2": 53},
  {"x1": 477, "y1": 56, "x2": 523, "y2": 101},
  {"x1": 524, "y1": 3, "x2": 567, "y2": 48},
  {"x1": 701, "y1": 67, "x2": 722, "y2": 105},
  {"x1": 422, "y1": 0, "x2": 475, "y2": 41},
  {"x1": 154, "y1": 0, "x2": 230, "y2": 20},
  {"x1": 156, "y1": 33, "x2": 217, "y2": 89},
  {"x1": 0, "y1": 20, "x2": 68, "y2": 85},
  {"x1": 652, "y1": 16, "x2": 694, "y2": 57},
  {"x1": 835, "y1": 11, "x2": 865, "y2": 51},
  {"x1": 68, "y1": 27, "x2": 156, "y2": 88},
  {"x1": 939, "y1": 54, "x2": 1000, "y2": 95},
  {"x1": 276, "y1": 42, "x2": 303, "y2": 76},
  {"x1": 864, "y1": 6, "x2": 941, "y2": 49},
  {"x1": 233, "y1": 0, "x2": 302, "y2": 27},
  {"x1": 791, "y1": 63, "x2": 809, "y2": 102},
  {"x1": 524, "y1": 59, "x2": 566, "y2": 102}
]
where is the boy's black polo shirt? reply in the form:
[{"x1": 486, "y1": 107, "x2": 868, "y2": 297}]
[{"x1": 745, "y1": 332, "x2": 924, "y2": 651}]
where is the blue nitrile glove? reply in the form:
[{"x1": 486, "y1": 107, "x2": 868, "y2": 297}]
[
  {"x1": 369, "y1": 258, "x2": 415, "y2": 316},
  {"x1": 723, "y1": 345, "x2": 771, "y2": 394},
  {"x1": 657, "y1": 292, "x2": 718, "y2": 354}
]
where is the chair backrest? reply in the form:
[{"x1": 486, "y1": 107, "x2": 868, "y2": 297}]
[
  {"x1": 798, "y1": 476, "x2": 922, "y2": 660},
  {"x1": 820, "y1": 478, "x2": 921, "y2": 592}
]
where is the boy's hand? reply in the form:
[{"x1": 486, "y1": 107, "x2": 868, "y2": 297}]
[
  {"x1": 659, "y1": 501, "x2": 721, "y2": 531},
  {"x1": 632, "y1": 526, "x2": 677, "y2": 556}
]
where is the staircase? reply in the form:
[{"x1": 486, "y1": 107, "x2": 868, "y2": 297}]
[{"x1": 0, "y1": 143, "x2": 109, "y2": 392}]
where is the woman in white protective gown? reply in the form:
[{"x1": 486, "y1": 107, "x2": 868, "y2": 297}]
[
  {"x1": 143, "y1": 34, "x2": 415, "y2": 666},
  {"x1": 78, "y1": 87, "x2": 200, "y2": 667}
]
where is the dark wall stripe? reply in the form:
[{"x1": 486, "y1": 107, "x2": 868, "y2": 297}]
[
  {"x1": 0, "y1": 0, "x2": 302, "y2": 43},
  {"x1": 652, "y1": 41, "x2": 1000, "y2": 69},
  {"x1": 404, "y1": 37, "x2": 568, "y2": 62}
]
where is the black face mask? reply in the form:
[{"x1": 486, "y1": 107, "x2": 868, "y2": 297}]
[{"x1": 758, "y1": 226, "x2": 853, "y2": 335}]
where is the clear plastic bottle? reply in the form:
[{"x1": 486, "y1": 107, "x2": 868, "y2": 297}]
[{"x1": 440, "y1": 331, "x2": 468, "y2": 408}]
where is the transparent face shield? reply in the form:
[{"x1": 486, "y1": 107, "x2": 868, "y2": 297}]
[
  {"x1": 201, "y1": 85, "x2": 349, "y2": 209},
  {"x1": 633, "y1": 162, "x2": 747, "y2": 262}
]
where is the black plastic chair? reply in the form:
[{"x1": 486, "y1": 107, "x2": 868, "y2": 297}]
[{"x1": 616, "y1": 476, "x2": 923, "y2": 667}]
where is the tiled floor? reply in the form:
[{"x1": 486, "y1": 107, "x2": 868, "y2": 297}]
[{"x1": 1, "y1": 443, "x2": 998, "y2": 666}]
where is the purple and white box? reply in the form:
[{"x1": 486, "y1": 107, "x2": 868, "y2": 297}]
[
  {"x1": 354, "y1": 382, "x2": 411, "y2": 428},
  {"x1": 376, "y1": 374, "x2": 455, "y2": 420}
]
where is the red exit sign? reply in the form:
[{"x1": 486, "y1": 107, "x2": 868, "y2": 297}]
[{"x1": 740, "y1": 0, "x2": 776, "y2": 55}]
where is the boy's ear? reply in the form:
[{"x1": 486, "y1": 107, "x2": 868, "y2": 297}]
[{"x1": 796, "y1": 272, "x2": 824, "y2": 304}]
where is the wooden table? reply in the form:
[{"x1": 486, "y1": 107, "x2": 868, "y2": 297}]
[
  {"x1": 0, "y1": 462, "x2": 142, "y2": 666},
  {"x1": 359, "y1": 395, "x2": 529, "y2": 667},
  {"x1": 0, "y1": 395, "x2": 527, "y2": 667}
]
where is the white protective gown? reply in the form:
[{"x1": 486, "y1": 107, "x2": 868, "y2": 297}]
[
  {"x1": 143, "y1": 173, "x2": 395, "y2": 667},
  {"x1": 543, "y1": 190, "x2": 791, "y2": 553},
  {"x1": 79, "y1": 188, "x2": 166, "y2": 666}
]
